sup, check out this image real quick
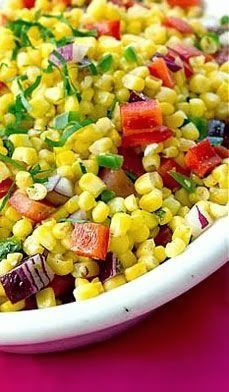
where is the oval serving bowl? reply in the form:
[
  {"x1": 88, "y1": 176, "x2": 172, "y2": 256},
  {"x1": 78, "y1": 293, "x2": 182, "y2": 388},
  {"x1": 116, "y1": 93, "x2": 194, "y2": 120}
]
[{"x1": 0, "y1": 0, "x2": 228, "y2": 353}]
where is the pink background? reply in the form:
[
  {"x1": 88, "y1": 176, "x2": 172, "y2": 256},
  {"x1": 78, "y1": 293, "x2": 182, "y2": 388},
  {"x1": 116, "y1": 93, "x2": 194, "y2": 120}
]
[{"x1": 0, "y1": 263, "x2": 228, "y2": 392}]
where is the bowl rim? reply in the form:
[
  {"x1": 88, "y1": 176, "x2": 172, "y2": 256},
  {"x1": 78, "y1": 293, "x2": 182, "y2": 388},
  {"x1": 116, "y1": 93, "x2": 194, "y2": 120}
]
[{"x1": 0, "y1": 217, "x2": 227, "y2": 346}]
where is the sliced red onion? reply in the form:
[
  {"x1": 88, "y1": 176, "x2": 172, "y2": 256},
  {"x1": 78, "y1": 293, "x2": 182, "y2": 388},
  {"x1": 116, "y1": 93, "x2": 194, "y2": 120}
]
[
  {"x1": 45, "y1": 191, "x2": 69, "y2": 207},
  {"x1": 185, "y1": 204, "x2": 213, "y2": 238},
  {"x1": 196, "y1": 205, "x2": 209, "y2": 229},
  {"x1": 99, "y1": 252, "x2": 120, "y2": 282},
  {"x1": 129, "y1": 91, "x2": 148, "y2": 103},
  {"x1": 0, "y1": 254, "x2": 54, "y2": 304},
  {"x1": 69, "y1": 210, "x2": 88, "y2": 221},
  {"x1": 153, "y1": 52, "x2": 183, "y2": 72},
  {"x1": 50, "y1": 43, "x2": 89, "y2": 65},
  {"x1": 54, "y1": 177, "x2": 74, "y2": 197},
  {"x1": 45, "y1": 175, "x2": 61, "y2": 192}
]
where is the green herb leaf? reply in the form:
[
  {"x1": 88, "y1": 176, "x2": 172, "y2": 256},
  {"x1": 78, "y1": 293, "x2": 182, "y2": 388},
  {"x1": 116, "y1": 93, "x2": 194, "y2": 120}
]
[
  {"x1": 58, "y1": 218, "x2": 89, "y2": 224},
  {"x1": 45, "y1": 119, "x2": 93, "y2": 147},
  {"x1": 220, "y1": 15, "x2": 229, "y2": 25},
  {"x1": 24, "y1": 75, "x2": 42, "y2": 98},
  {"x1": 123, "y1": 46, "x2": 138, "y2": 62},
  {"x1": 72, "y1": 29, "x2": 97, "y2": 38},
  {"x1": 107, "y1": 98, "x2": 117, "y2": 120},
  {"x1": 0, "y1": 153, "x2": 25, "y2": 170},
  {"x1": 97, "y1": 54, "x2": 113, "y2": 73},
  {"x1": 54, "y1": 111, "x2": 80, "y2": 130},
  {"x1": 0, "y1": 181, "x2": 16, "y2": 213},
  {"x1": 97, "y1": 153, "x2": 123, "y2": 169},
  {"x1": 155, "y1": 209, "x2": 166, "y2": 219},
  {"x1": 189, "y1": 117, "x2": 208, "y2": 141},
  {"x1": 29, "y1": 164, "x2": 51, "y2": 183},
  {"x1": 0, "y1": 237, "x2": 22, "y2": 261},
  {"x1": 125, "y1": 170, "x2": 137, "y2": 183},
  {"x1": 78, "y1": 58, "x2": 98, "y2": 75},
  {"x1": 200, "y1": 32, "x2": 219, "y2": 54},
  {"x1": 170, "y1": 170, "x2": 196, "y2": 193},
  {"x1": 101, "y1": 189, "x2": 116, "y2": 203},
  {"x1": 79, "y1": 161, "x2": 87, "y2": 174},
  {"x1": 3, "y1": 139, "x2": 14, "y2": 157}
]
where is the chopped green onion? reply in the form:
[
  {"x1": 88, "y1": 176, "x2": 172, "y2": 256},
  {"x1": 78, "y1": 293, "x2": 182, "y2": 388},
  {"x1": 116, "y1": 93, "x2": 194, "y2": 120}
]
[
  {"x1": 170, "y1": 171, "x2": 196, "y2": 193},
  {"x1": 97, "y1": 153, "x2": 123, "y2": 169},
  {"x1": 24, "y1": 75, "x2": 42, "y2": 98},
  {"x1": 125, "y1": 170, "x2": 137, "y2": 182},
  {"x1": 200, "y1": 33, "x2": 219, "y2": 54},
  {"x1": 97, "y1": 54, "x2": 113, "y2": 73},
  {"x1": 101, "y1": 190, "x2": 116, "y2": 203},
  {"x1": 0, "y1": 153, "x2": 25, "y2": 170},
  {"x1": 189, "y1": 117, "x2": 208, "y2": 141},
  {"x1": 79, "y1": 161, "x2": 87, "y2": 174},
  {"x1": 220, "y1": 15, "x2": 229, "y2": 25},
  {"x1": 45, "y1": 119, "x2": 93, "y2": 147},
  {"x1": 155, "y1": 209, "x2": 166, "y2": 219},
  {"x1": 0, "y1": 181, "x2": 15, "y2": 213},
  {"x1": 73, "y1": 28, "x2": 97, "y2": 38},
  {"x1": 54, "y1": 111, "x2": 80, "y2": 130},
  {"x1": 58, "y1": 218, "x2": 88, "y2": 223},
  {"x1": 107, "y1": 98, "x2": 118, "y2": 120},
  {"x1": 3, "y1": 139, "x2": 14, "y2": 157},
  {"x1": 123, "y1": 46, "x2": 138, "y2": 62},
  {"x1": 78, "y1": 58, "x2": 98, "y2": 75}
]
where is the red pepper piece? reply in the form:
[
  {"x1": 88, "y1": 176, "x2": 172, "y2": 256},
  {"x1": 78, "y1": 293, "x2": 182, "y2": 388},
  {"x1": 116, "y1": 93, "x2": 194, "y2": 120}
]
[
  {"x1": 122, "y1": 127, "x2": 173, "y2": 147},
  {"x1": 185, "y1": 139, "x2": 222, "y2": 178},
  {"x1": 86, "y1": 20, "x2": 121, "y2": 40},
  {"x1": 163, "y1": 17, "x2": 193, "y2": 34},
  {"x1": 100, "y1": 168, "x2": 135, "y2": 197},
  {"x1": 214, "y1": 145, "x2": 229, "y2": 159},
  {"x1": 158, "y1": 158, "x2": 190, "y2": 190},
  {"x1": 119, "y1": 146, "x2": 145, "y2": 177},
  {"x1": 23, "y1": 0, "x2": 36, "y2": 8},
  {"x1": 121, "y1": 100, "x2": 162, "y2": 136},
  {"x1": 109, "y1": 0, "x2": 136, "y2": 8},
  {"x1": 154, "y1": 225, "x2": 173, "y2": 247},
  {"x1": 0, "y1": 178, "x2": 14, "y2": 198},
  {"x1": 49, "y1": 275, "x2": 75, "y2": 298},
  {"x1": 0, "y1": 14, "x2": 7, "y2": 25},
  {"x1": 148, "y1": 57, "x2": 175, "y2": 88},
  {"x1": 167, "y1": 0, "x2": 200, "y2": 8},
  {"x1": 9, "y1": 190, "x2": 55, "y2": 222},
  {"x1": 71, "y1": 222, "x2": 110, "y2": 261},
  {"x1": 169, "y1": 43, "x2": 210, "y2": 62}
]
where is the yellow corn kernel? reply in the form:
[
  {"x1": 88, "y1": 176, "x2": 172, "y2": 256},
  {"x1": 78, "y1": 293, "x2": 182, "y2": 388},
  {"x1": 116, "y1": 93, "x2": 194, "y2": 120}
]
[
  {"x1": 142, "y1": 154, "x2": 161, "y2": 172},
  {"x1": 160, "y1": 102, "x2": 175, "y2": 116},
  {"x1": 131, "y1": 224, "x2": 150, "y2": 243},
  {"x1": 56, "y1": 151, "x2": 76, "y2": 167},
  {"x1": 0, "y1": 283, "x2": 5, "y2": 297},
  {"x1": 156, "y1": 207, "x2": 173, "y2": 225},
  {"x1": 29, "y1": 95, "x2": 51, "y2": 118},
  {"x1": 175, "y1": 188, "x2": 192, "y2": 207},
  {"x1": 208, "y1": 202, "x2": 228, "y2": 219},
  {"x1": 15, "y1": 171, "x2": 33, "y2": 190},
  {"x1": 168, "y1": 215, "x2": 186, "y2": 232},
  {"x1": 109, "y1": 234, "x2": 130, "y2": 255},
  {"x1": 163, "y1": 146, "x2": 179, "y2": 158},
  {"x1": 217, "y1": 82, "x2": 229, "y2": 102},
  {"x1": 78, "y1": 191, "x2": 96, "y2": 211},
  {"x1": 47, "y1": 255, "x2": 74, "y2": 275},
  {"x1": 165, "y1": 238, "x2": 186, "y2": 258},
  {"x1": 103, "y1": 274, "x2": 127, "y2": 291},
  {"x1": 122, "y1": 74, "x2": 145, "y2": 92},
  {"x1": 125, "y1": 261, "x2": 147, "y2": 282},
  {"x1": 189, "y1": 98, "x2": 206, "y2": 117},
  {"x1": 139, "y1": 189, "x2": 163, "y2": 212},
  {"x1": 181, "y1": 122, "x2": 199, "y2": 140},
  {"x1": 156, "y1": 87, "x2": 177, "y2": 104},
  {"x1": 73, "y1": 260, "x2": 100, "y2": 279},
  {"x1": 132, "y1": 209, "x2": 159, "y2": 230},
  {"x1": 165, "y1": 110, "x2": 187, "y2": 129},
  {"x1": 52, "y1": 222, "x2": 72, "y2": 240},
  {"x1": 12, "y1": 147, "x2": 38, "y2": 166},
  {"x1": 73, "y1": 282, "x2": 100, "y2": 301},
  {"x1": 136, "y1": 239, "x2": 155, "y2": 258},
  {"x1": 135, "y1": 172, "x2": 162, "y2": 195},
  {"x1": 162, "y1": 187, "x2": 172, "y2": 199},
  {"x1": 172, "y1": 224, "x2": 192, "y2": 245},
  {"x1": 178, "y1": 206, "x2": 190, "y2": 217},
  {"x1": 89, "y1": 137, "x2": 114, "y2": 155},
  {"x1": 124, "y1": 194, "x2": 138, "y2": 212},
  {"x1": 36, "y1": 226, "x2": 57, "y2": 251},
  {"x1": 212, "y1": 164, "x2": 228, "y2": 188},
  {"x1": 36, "y1": 288, "x2": 56, "y2": 309},
  {"x1": 200, "y1": 92, "x2": 220, "y2": 109},
  {"x1": 0, "y1": 299, "x2": 25, "y2": 312},
  {"x1": 5, "y1": 206, "x2": 22, "y2": 222},
  {"x1": 154, "y1": 246, "x2": 166, "y2": 263},
  {"x1": 189, "y1": 187, "x2": 210, "y2": 204},
  {"x1": 79, "y1": 173, "x2": 106, "y2": 198},
  {"x1": 162, "y1": 196, "x2": 181, "y2": 216},
  {"x1": 189, "y1": 74, "x2": 210, "y2": 93},
  {"x1": 119, "y1": 249, "x2": 137, "y2": 269},
  {"x1": 92, "y1": 201, "x2": 110, "y2": 223},
  {"x1": 26, "y1": 183, "x2": 48, "y2": 201},
  {"x1": 209, "y1": 188, "x2": 228, "y2": 205},
  {"x1": 64, "y1": 196, "x2": 79, "y2": 214},
  {"x1": 0, "y1": 162, "x2": 11, "y2": 182},
  {"x1": 110, "y1": 212, "x2": 132, "y2": 237},
  {"x1": 64, "y1": 95, "x2": 80, "y2": 112},
  {"x1": 138, "y1": 255, "x2": 159, "y2": 271},
  {"x1": 12, "y1": 218, "x2": 33, "y2": 240}
]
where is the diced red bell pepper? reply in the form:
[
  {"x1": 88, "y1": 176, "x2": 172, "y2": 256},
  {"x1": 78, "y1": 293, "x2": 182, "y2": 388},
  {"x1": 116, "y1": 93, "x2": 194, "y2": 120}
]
[
  {"x1": 214, "y1": 145, "x2": 229, "y2": 159},
  {"x1": 121, "y1": 100, "x2": 163, "y2": 136},
  {"x1": 214, "y1": 47, "x2": 229, "y2": 66},
  {"x1": 0, "y1": 178, "x2": 14, "y2": 198},
  {"x1": 167, "y1": 0, "x2": 201, "y2": 8},
  {"x1": 110, "y1": 0, "x2": 136, "y2": 8},
  {"x1": 86, "y1": 20, "x2": 121, "y2": 40},
  {"x1": 71, "y1": 222, "x2": 110, "y2": 261},
  {"x1": 100, "y1": 168, "x2": 135, "y2": 197},
  {"x1": 0, "y1": 81, "x2": 8, "y2": 95},
  {"x1": 154, "y1": 225, "x2": 173, "y2": 247},
  {"x1": 9, "y1": 190, "x2": 55, "y2": 222},
  {"x1": 23, "y1": 0, "x2": 36, "y2": 8},
  {"x1": 122, "y1": 126, "x2": 173, "y2": 147},
  {"x1": 185, "y1": 139, "x2": 222, "y2": 178},
  {"x1": 169, "y1": 43, "x2": 209, "y2": 62},
  {"x1": 158, "y1": 158, "x2": 190, "y2": 190},
  {"x1": 0, "y1": 14, "x2": 7, "y2": 25},
  {"x1": 166, "y1": 49, "x2": 193, "y2": 78},
  {"x1": 49, "y1": 275, "x2": 75, "y2": 298},
  {"x1": 119, "y1": 146, "x2": 145, "y2": 177},
  {"x1": 148, "y1": 57, "x2": 175, "y2": 89},
  {"x1": 163, "y1": 17, "x2": 193, "y2": 34}
]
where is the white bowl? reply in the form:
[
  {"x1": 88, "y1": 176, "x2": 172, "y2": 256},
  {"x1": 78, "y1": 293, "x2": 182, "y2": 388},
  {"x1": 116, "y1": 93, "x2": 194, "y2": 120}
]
[
  {"x1": 0, "y1": 217, "x2": 228, "y2": 353},
  {"x1": 0, "y1": 0, "x2": 228, "y2": 353}
]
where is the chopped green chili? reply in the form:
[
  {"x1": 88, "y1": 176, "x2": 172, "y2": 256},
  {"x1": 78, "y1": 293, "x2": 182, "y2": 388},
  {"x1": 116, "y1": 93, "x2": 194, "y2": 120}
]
[
  {"x1": 170, "y1": 171, "x2": 196, "y2": 193},
  {"x1": 97, "y1": 153, "x2": 123, "y2": 169}
]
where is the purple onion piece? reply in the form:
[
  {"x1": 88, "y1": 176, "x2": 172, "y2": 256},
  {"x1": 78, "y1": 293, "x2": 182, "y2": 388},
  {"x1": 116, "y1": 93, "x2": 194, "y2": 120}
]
[
  {"x1": 45, "y1": 175, "x2": 61, "y2": 192},
  {"x1": 99, "y1": 252, "x2": 121, "y2": 282},
  {"x1": 196, "y1": 206, "x2": 209, "y2": 229},
  {"x1": 152, "y1": 52, "x2": 183, "y2": 72},
  {"x1": 0, "y1": 254, "x2": 54, "y2": 304},
  {"x1": 69, "y1": 210, "x2": 88, "y2": 221},
  {"x1": 49, "y1": 44, "x2": 89, "y2": 66},
  {"x1": 129, "y1": 91, "x2": 148, "y2": 103}
]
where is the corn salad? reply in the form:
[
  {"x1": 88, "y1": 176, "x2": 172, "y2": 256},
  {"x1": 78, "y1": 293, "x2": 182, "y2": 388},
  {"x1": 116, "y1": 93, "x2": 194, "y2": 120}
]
[{"x1": 0, "y1": 0, "x2": 228, "y2": 311}]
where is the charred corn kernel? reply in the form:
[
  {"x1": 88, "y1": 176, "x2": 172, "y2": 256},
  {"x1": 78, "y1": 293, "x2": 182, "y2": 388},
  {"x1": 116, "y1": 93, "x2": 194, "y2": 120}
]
[
  {"x1": 12, "y1": 147, "x2": 38, "y2": 166},
  {"x1": 156, "y1": 87, "x2": 177, "y2": 104},
  {"x1": 108, "y1": 197, "x2": 126, "y2": 215},
  {"x1": 92, "y1": 201, "x2": 110, "y2": 223},
  {"x1": 209, "y1": 188, "x2": 228, "y2": 205},
  {"x1": 73, "y1": 260, "x2": 100, "y2": 279},
  {"x1": 189, "y1": 98, "x2": 206, "y2": 117},
  {"x1": 47, "y1": 255, "x2": 74, "y2": 275},
  {"x1": 78, "y1": 191, "x2": 96, "y2": 211},
  {"x1": 125, "y1": 261, "x2": 147, "y2": 282},
  {"x1": 160, "y1": 102, "x2": 175, "y2": 116},
  {"x1": 138, "y1": 255, "x2": 159, "y2": 271},
  {"x1": 172, "y1": 224, "x2": 192, "y2": 245},
  {"x1": 142, "y1": 154, "x2": 160, "y2": 171},
  {"x1": 79, "y1": 173, "x2": 106, "y2": 198},
  {"x1": 52, "y1": 222, "x2": 72, "y2": 240},
  {"x1": 136, "y1": 239, "x2": 155, "y2": 258},
  {"x1": 5, "y1": 206, "x2": 22, "y2": 222},
  {"x1": 154, "y1": 246, "x2": 166, "y2": 263},
  {"x1": 26, "y1": 183, "x2": 47, "y2": 201},
  {"x1": 169, "y1": 215, "x2": 186, "y2": 232},
  {"x1": 200, "y1": 92, "x2": 220, "y2": 109},
  {"x1": 181, "y1": 122, "x2": 199, "y2": 140},
  {"x1": 0, "y1": 299, "x2": 25, "y2": 312},
  {"x1": 36, "y1": 288, "x2": 56, "y2": 309},
  {"x1": 189, "y1": 187, "x2": 210, "y2": 204},
  {"x1": 110, "y1": 230, "x2": 130, "y2": 254},
  {"x1": 165, "y1": 238, "x2": 186, "y2": 258},
  {"x1": 175, "y1": 188, "x2": 192, "y2": 208},
  {"x1": 73, "y1": 282, "x2": 100, "y2": 301},
  {"x1": 157, "y1": 207, "x2": 173, "y2": 225},
  {"x1": 139, "y1": 189, "x2": 163, "y2": 212},
  {"x1": 162, "y1": 196, "x2": 181, "y2": 216},
  {"x1": 103, "y1": 274, "x2": 126, "y2": 291},
  {"x1": 0, "y1": 162, "x2": 11, "y2": 181},
  {"x1": 189, "y1": 74, "x2": 210, "y2": 93},
  {"x1": 208, "y1": 202, "x2": 228, "y2": 218},
  {"x1": 12, "y1": 218, "x2": 33, "y2": 240},
  {"x1": 110, "y1": 212, "x2": 131, "y2": 237},
  {"x1": 122, "y1": 74, "x2": 145, "y2": 92},
  {"x1": 15, "y1": 171, "x2": 33, "y2": 190},
  {"x1": 124, "y1": 194, "x2": 138, "y2": 212},
  {"x1": 36, "y1": 226, "x2": 57, "y2": 251}
]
